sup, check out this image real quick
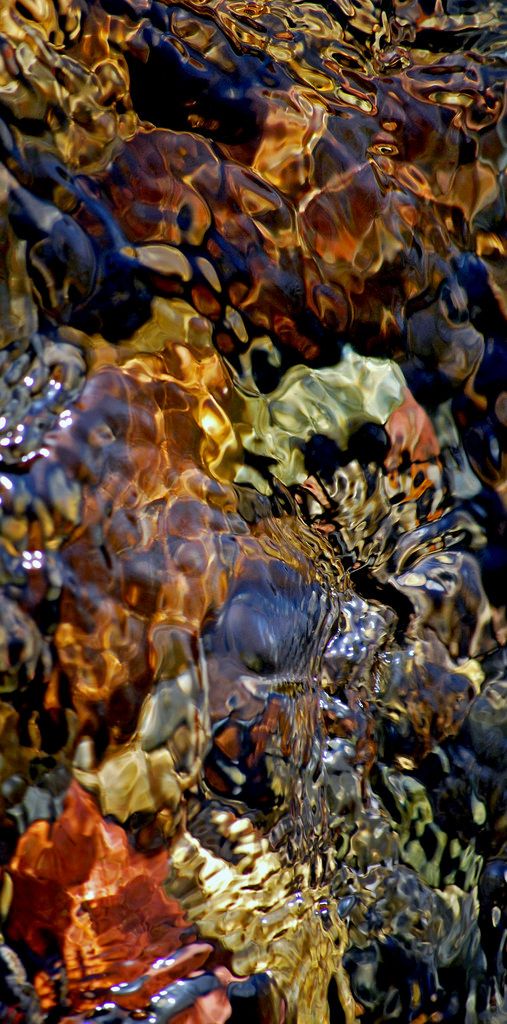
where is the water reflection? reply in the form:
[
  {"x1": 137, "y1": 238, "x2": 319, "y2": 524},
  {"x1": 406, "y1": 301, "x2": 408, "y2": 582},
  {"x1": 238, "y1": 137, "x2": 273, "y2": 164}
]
[{"x1": 0, "y1": 0, "x2": 506, "y2": 1021}]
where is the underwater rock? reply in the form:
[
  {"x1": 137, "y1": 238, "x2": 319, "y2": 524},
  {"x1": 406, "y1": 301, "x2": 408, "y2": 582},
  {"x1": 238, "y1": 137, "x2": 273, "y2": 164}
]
[{"x1": 0, "y1": 0, "x2": 505, "y2": 1021}]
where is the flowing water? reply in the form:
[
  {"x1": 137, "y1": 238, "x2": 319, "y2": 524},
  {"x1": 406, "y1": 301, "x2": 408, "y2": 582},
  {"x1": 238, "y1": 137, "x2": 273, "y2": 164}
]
[{"x1": 0, "y1": 0, "x2": 506, "y2": 1021}]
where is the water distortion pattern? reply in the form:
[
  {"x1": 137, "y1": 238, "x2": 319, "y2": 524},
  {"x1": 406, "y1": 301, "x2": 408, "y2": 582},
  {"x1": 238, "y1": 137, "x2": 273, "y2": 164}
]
[{"x1": 0, "y1": 0, "x2": 506, "y2": 1021}]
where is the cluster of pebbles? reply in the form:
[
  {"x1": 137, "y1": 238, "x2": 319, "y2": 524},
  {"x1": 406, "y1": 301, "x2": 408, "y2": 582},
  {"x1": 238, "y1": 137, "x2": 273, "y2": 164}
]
[{"x1": 0, "y1": 0, "x2": 506, "y2": 1020}]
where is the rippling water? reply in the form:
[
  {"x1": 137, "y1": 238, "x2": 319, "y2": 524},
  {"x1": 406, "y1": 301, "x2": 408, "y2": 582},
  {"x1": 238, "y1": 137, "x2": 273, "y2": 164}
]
[{"x1": 0, "y1": 0, "x2": 506, "y2": 1021}]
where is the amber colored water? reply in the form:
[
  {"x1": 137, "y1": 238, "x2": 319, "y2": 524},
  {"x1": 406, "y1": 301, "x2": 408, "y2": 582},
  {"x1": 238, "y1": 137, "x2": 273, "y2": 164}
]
[{"x1": 0, "y1": 1, "x2": 506, "y2": 1021}]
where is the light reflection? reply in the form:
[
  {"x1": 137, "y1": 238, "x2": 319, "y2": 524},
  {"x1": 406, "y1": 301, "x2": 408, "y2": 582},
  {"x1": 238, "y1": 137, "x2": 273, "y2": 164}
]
[{"x1": 0, "y1": 0, "x2": 505, "y2": 1021}]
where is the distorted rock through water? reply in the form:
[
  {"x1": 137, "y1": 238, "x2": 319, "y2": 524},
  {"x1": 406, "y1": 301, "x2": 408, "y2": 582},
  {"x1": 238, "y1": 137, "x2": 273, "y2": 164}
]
[{"x1": 0, "y1": 0, "x2": 506, "y2": 1020}]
